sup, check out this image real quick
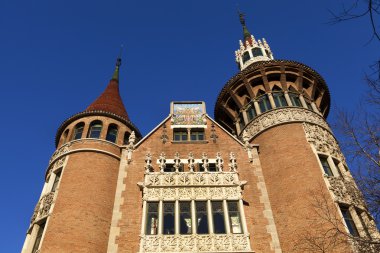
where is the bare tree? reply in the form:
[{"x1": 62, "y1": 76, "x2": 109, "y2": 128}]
[
  {"x1": 334, "y1": 62, "x2": 380, "y2": 222},
  {"x1": 294, "y1": 185, "x2": 380, "y2": 253},
  {"x1": 329, "y1": 0, "x2": 380, "y2": 42}
]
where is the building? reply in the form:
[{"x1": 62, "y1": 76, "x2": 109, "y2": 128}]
[{"x1": 21, "y1": 13, "x2": 379, "y2": 253}]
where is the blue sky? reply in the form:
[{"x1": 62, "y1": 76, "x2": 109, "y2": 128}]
[{"x1": 0, "y1": 1, "x2": 378, "y2": 251}]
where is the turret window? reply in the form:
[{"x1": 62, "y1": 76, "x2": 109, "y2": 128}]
[
  {"x1": 242, "y1": 52, "x2": 250, "y2": 63},
  {"x1": 318, "y1": 155, "x2": 334, "y2": 176},
  {"x1": 289, "y1": 93, "x2": 302, "y2": 107},
  {"x1": 252, "y1": 47, "x2": 263, "y2": 57},
  {"x1": 106, "y1": 124, "x2": 118, "y2": 143},
  {"x1": 72, "y1": 122, "x2": 84, "y2": 140},
  {"x1": 258, "y1": 94, "x2": 272, "y2": 113},
  {"x1": 88, "y1": 121, "x2": 102, "y2": 139},
  {"x1": 273, "y1": 92, "x2": 287, "y2": 108},
  {"x1": 246, "y1": 104, "x2": 256, "y2": 121},
  {"x1": 340, "y1": 205, "x2": 359, "y2": 236},
  {"x1": 123, "y1": 132, "x2": 130, "y2": 145}
]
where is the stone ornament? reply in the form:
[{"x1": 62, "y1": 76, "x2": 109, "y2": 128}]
[
  {"x1": 327, "y1": 177, "x2": 366, "y2": 207},
  {"x1": 303, "y1": 123, "x2": 345, "y2": 162},
  {"x1": 30, "y1": 192, "x2": 55, "y2": 224},
  {"x1": 140, "y1": 234, "x2": 251, "y2": 252},
  {"x1": 210, "y1": 123, "x2": 218, "y2": 143},
  {"x1": 49, "y1": 142, "x2": 71, "y2": 165},
  {"x1": 243, "y1": 107, "x2": 330, "y2": 141},
  {"x1": 160, "y1": 124, "x2": 169, "y2": 144},
  {"x1": 228, "y1": 153, "x2": 237, "y2": 172}
]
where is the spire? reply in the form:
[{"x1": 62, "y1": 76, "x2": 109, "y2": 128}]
[
  {"x1": 239, "y1": 11, "x2": 251, "y2": 42},
  {"x1": 85, "y1": 57, "x2": 130, "y2": 120},
  {"x1": 112, "y1": 57, "x2": 121, "y2": 80}
]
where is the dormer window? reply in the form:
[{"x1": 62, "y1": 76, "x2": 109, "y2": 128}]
[
  {"x1": 190, "y1": 129, "x2": 204, "y2": 141},
  {"x1": 252, "y1": 47, "x2": 263, "y2": 57},
  {"x1": 242, "y1": 52, "x2": 250, "y2": 63},
  {"x1": 174, "y1": 129, "x2": 188, "y2": 141}
]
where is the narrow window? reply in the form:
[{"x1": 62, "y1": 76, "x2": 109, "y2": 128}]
[
  {"x1": 31, "y1": 221, "x2": 45, "y2": 253},
  {"x1": 179, "y1": 202, "x2": 192, "y2": 234},
  {"x1": 238, "y1": 113, "x2": 245, "y2": 130},
  {"x1": 258, "y1": 94, "x2": 272, "y2": 113},
  {"x1": 198, "y1": 163, "x2": 205, "y2": 172},
  {"x1": 273, "y1": 92, "x2": 287, "y2": 107},
  {"x1": 106, "y1": 124, "x2": 118, "y2": 143},
  {"x1": 246, "y1": 104, "x2": 256, "y2": 121},
  {"x1": 228, "y1": 201, "x2": 243, "y2": 233},
  {"x1": 305, "y1": 99, "x2": 313, "y2": 110},
  {"x1": 196, "y1": 201, "x2": 209, "y2": 234},
  {"x1": 123, "y1": 132, "x2": 130, "y2": 145},
  {"x1": 190, "y1": 129, "x2": 204, "y2": 141},
  {"x1": 72, "y1": 122, "x2": 84, "y2": 140},
  {"x1": 252, "y1": 47, "x2": 263, "y2": 57},
  {"x1": 88, "y1": 121, "x2": 102, "y2": 139},
  {"x1": 319, "y1": 155, "x2": 333, "y2": 176},
  {"x1": 212, "y1": 201, "x2": 226, "y2": 234},
  {"x1": 174, "y1": 129, "x2": 188, "y2": 141},
  {"x1": 51, "y1": 171, "x2": 62, "y2": 192},
  {"x1": 146, "y1": 202, "x2": 159, "y2": 235},
  {"x1": 62, "y1": 129, "x2": 69, "y2": 144},
  {"x1": 242, "y1": 51, "x2": 250, "y2": 63},
  {"x1": 340, "y1": 205, "x2": 359, "y2": 236},
  {"x1": 164, "y1": 163, "x2": 176, "y2": 172},
  {"x1": 289, "y1": 93, "x2": 302, "y2": 107},
  {"x1": 333, "y1": 160, "x2": 343, "y2": 177},
  {"x1": 163, "y1": 202, "x2": 175, "y2": 234}
]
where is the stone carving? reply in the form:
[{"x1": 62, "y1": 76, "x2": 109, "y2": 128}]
[
  {"x1": 174, "y1": 152, "x2": 182, "y2": 172},
  {"x1": 139, "y1": 234, "x2": 251, "y2": 252},
  {"x1": 216, "y1": 152, "x2": 224, "y2": 172},
  {"x1": 160, "y1": 124, "x2": 169, "y2": 144},
  {"x1": 30, "y1": 192, "x2": 55, "y2": 224},
  {"x1": 159, "y1": 153, "x2": 166, "y2": 172},
  {"x1": 303, "y1": 123, "x2": 345, "y2": 162},
  {"x1": 228, "y1": 152, "x2": 237, "y2": 172},
  {"x1": 201, "y1": 153, "x2": 209, "y2": 172},
  {"x1": 188, "y1": 152, "x2": 195, "y2": 172},
  {"x1": 243, "y1": 107, "x2": 330, "y2": 140},
  {"x1": 210, "y1": 123, "x2": 218, "y2": 143},
  {"x1": 327, "y1": 177, "x2": 366, "y2": 207},
  {"x1": 49, "y1": 142, "x2": 71, "y2": 165},
  {"x1": 145, "y1": 153, "x2": 153, "y2": 173}
]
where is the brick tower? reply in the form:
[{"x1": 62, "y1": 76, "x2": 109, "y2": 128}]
[
  {"x1": 22, "y1": 58, "x2": 141, "y2": 253},
  {"x1": 22, "y1": 13, "x2": 379, "y2": 253}
]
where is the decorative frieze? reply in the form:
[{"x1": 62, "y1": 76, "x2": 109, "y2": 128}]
[
  {"x1": 49, "y1": 143, "x2": 71, "y2": 165},
  {"x1": 327, "y1": 177, "x2": 366, "y2": 207},
  {"x1": 30, "y1": 192, "x2": 55, "y2": 224},
  {"x1": 140, "y1": 234, "x2": 251, "y2": 252},
  {"x1": 243, "y1": 107, "x2": 330, "y2": 140},
  {"x1": 303, "y1": 123, "x2": 345, "y2": 162}
]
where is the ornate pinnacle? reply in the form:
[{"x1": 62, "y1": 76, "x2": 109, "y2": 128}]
[
  {"x1": 238, "y1": 11, "x2": 251, "y2": 42},
  {"x1": 112, "y1": 57, "x2": 122, "y2": 80}
]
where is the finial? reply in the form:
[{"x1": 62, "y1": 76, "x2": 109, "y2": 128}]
[
  {"x1": 112, "y1": 45, "x2": 123, "y2": 80},
  {"x1": 237, "y1": 10, "x2": 251, "y2": 42}
]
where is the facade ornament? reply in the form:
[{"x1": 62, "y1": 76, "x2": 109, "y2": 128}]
[
  {"x1": 160, "y1": 124, "x2": 169, "y2": 144},
  {"x1": 127, "y1": 131, "x2": 136, "y2": 162},
  {"x1": 144, "y1": 153, "x2": 153, "y2": 173},
  {"x1": 242, "y1": 130, "x2": 253, "y2": 162},
  {"x1": 210, "y1": 123, "x2": 218, "y2": 143},
  {"x1": 229, "y1": 152, "x2": 237, "y2": 172},
  {"x1": 188, "y1": 152, "x2": 195, "y2": 172},
  {"x1": 201, "y1": 152, "x2": 209, "y2": 172},
  {"x1": 159, "y1": 152, "x2": 166, "y2": 173},
  {"x1": 173, "y1": 152, "x2": 181, "y2": 172},
  {"x1": 216, "y1": 152, "x2": 224, "y2": 172}
]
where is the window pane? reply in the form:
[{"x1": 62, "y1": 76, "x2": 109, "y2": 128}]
[
  {"x1": 146, "y1": 202, "x2": 159, "y2": 235},
  {"x1": 89, "y1": 124, "x2": 102, "y2": 139},
  {"x1": 73, "y1": 126, "x2": 84, "y2": 140},
  {"x1": 190, "y1": 129, "x2": 204, "y2": 141},
  {"x1": 163, "y1": 202, "x2": 175, "y2": 234},
  {"x1": 273, "y1": 92, "x2": 287, "y2": 107},
  {"x1": 212, "y1": 201, "x2": 226, "y2": 234},
  {"x1": 106, "y1": 126, "x2": 118, "y2": 143},
  {"x1": 259, "y1": 95, "x2": 272, "y2": 113},
  {"x1": 208, "y1": 163, "x2": 217, "y2": 172},
  {"x1": 164, "y1": 164, "x2": 175, "y2": 172},
  {"x1": 242, "y1": 52, "x2": 250, "y2": 63},
  {"x1": 319, "y1": 156, "x2": 333, "y2": 176},
  {"x1": 51, "y1": 171, "x2": 61, "y2": 192},
  {"x1": 31, "y1": 222, "x2": 45, "y2": 253},
  {"x1": 289, "y1": 93, "x2": 302, "y2": 107},
  {"x1": 228, "y1": 201, "x2": 242, "y2": 234},
  {"x1": 246, "y1": 105, "x2": 256, "y2": 121},
  {"x1": 180, "y1": 202, "x2": 192, "y2": 234},
  {"x1": 252, "y1": 47, "x2": 263, "y2": 57},
  {"x1": 340, "y1": 206, "x2": 359, "y2": 236},
  {"x1": 196, "y1": 201, "x2": 208, "y2": 234}
]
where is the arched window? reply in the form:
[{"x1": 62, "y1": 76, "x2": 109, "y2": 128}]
[
  {"x1": 242, "y1": 51, "x2": 250, "y2": 63},
  {"x1": 257, "y1": 91, "x2": 272, "y2": 113},
  {"x1": 272, "y1": 86, "x2": 287, "y2": 108},
  {"x1": 88, "y1": 121, "x2": 102, "y2": 139},
  {"x1": 72, "y1": 122, "x2": 85, "y2": 140},
  {"x1": 62, "y1": 129, "x2": 69, "y2": 144},
  {"x1": 246, "y1": 103, "x2": 256, "y2": 121},
  {"x1": 252, "y1": 47, "x2": 263, "y2": 57},
  {"x1": 106, "y1": 124, "x2": 118, "y2": 143},
  {"x1": 123, "y1": 132, "x2": 131, "y2": 145},
  {"x1": 289, "y1": 93, "x2": 302, "y2": 107}
]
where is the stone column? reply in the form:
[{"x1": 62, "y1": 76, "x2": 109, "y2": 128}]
[
  {"x1": 191, "y1": 200, "x2": 197, "y2": 234},
  {"x1": 175, "y1": 200, "x2": 180, "y2": 234},
  {"x1": 239, "y1": 199, "x2": 248, "y2": 234},
  {"x1": 267, "y1": 93, "x2": 276, "y2": 109},
  {"x1": 299, "y1": 94, "x2": 308, "y2": 108},
  {"x1": 158, "y1": 201, "x2": 163, "y2": 235},
  {"x1": 140, "y1": 201, "x2": 147, "y2": 235},
  {"x1": 223, "y1": 200, "x2": 231, "y2": 234},
  {"x1": 284, "y1": 91, "x2": 292, "y2": 106},
  {"x1": 253, "y1": 100, "x2": 261, "y2": 115},
  {"x1": 207, "y1": 200, "x2": 214, "y2": 234}
]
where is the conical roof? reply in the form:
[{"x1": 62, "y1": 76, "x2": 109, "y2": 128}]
[{"x1": 85, "y1": 58, "x2": 129, "y2": 120}]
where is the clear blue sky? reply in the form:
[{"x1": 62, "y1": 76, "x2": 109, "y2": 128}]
[{"x1": 0, "y1": 1, "x2": 377, "y2": 251}]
